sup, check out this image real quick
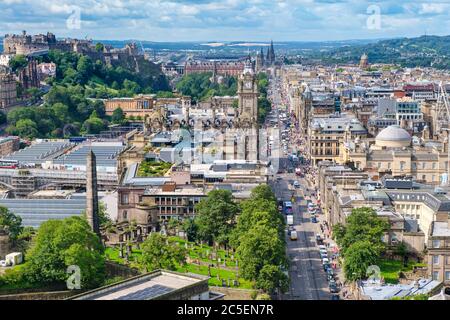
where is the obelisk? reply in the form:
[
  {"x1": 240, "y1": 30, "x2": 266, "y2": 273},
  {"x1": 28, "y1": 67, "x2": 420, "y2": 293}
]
[{"x1": 86, "y1": 149, "x2": 100, "y2": 237}]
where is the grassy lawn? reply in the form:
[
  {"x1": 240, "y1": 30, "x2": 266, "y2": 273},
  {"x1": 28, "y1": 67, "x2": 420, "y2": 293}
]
[
  {"x1": 377, "y1": 258, "x2": 427, "y2": 284},
  {"x1": 137, "y1": 160, "x2": 172, "y2": 177},
  {"x1": 105, "y1": 237, "x2": 254, "y2": 289}
]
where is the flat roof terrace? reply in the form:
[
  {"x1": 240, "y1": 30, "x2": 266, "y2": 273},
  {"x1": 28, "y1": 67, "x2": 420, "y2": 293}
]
[{"x1": 70, "y1": 271, "x2": 210, "y2": 300}]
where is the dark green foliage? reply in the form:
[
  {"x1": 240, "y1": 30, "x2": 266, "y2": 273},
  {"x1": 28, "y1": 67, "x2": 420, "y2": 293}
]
[
  {"x1": 9, "y1": 55, "x2": 28, "y2": 72},
  {"x1": 140, "y1": 233, "x2": 186, "y2": 272},
  {"x1": 257, "y1": 72, "x2": 271, "y2": 124},
  {"x1": 194, "y1": 189, "x2": 239, "y2": 247},
  {"x1": 309, "y1": 35, "x2": 450, "y2": 69},
  {"x1": 23, "y1": 216, "x2": 105, "y2": 289},
  {"x1": 0, "y1": 206, "x2": 23, "y2": 243},
  {"x1": 176, "y1": 72, "x2": 237, "y2": 102}
]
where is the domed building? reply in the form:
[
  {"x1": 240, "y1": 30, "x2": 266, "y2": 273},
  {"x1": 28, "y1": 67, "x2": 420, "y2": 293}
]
[
  {"x1": 375, "y1": 125, "x2": 411, "y2": 148},
  {"x1": 344, "y1": 125, "x2": 450, "y2": 185}
]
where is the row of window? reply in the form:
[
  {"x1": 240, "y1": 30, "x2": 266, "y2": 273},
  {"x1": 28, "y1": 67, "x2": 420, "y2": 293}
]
[
  {"x1": 432, "y1": 271, "x2": 450, "y2": 281},
  {"x1": 432, "y1": 255, "x2": 450, "y2": 265}
]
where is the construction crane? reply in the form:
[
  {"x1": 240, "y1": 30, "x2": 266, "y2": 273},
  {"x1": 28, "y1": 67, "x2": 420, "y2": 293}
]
[
  {"x1": 434, "y1": 81, "x2": 450, "y2": 134},
  {"x1": 434, "y1": 81, "x2": 450, "y2": 185}
]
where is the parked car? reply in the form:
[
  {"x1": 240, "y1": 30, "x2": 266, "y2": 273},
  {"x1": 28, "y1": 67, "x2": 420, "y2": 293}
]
[
  {"x1": 331, "y1": 294, "x2": 340, "y2": 300},
  {"x1": 327, "y1": 268, "x2": 335, "y2": 277},
  {"x1": 315, "y1": 234, "x2": 322, "y2": 242},
  {"x1": 329, "y1": 282, "x2": 339, "y2": 293},
  {"x1": 311, "y1": 216, "x2": 318, "y2": 223}
]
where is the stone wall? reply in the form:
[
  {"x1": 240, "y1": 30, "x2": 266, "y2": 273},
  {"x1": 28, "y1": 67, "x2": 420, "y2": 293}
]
[
  {"x1": 105, "y1": 261, "x2": 141, "y2": 279},
  {"x1": 0, "y1": 290, "x2": 78, "y2": 300},
  {"x1": 210, "y1": 286, "x2": 254, "y2": 300}
]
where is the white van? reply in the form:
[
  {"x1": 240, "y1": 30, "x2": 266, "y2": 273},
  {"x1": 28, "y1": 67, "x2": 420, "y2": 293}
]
[{"x1": 290, "y1": 231, "x2": 298, "y2": 241}]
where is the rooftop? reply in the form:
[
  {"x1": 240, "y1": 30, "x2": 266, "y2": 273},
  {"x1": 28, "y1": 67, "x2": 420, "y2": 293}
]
[
  {"x1": 360, "y1": 278, "x2": 441, "y2": 300},
  {"x1": 70, "y1": 271, "x2": 209, "y2": 300}
]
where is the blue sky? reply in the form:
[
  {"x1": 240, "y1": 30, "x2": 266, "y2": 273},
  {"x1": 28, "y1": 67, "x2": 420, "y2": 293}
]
[{"x1": 1, "y1": 0, "x2": 450, "y2": 41}]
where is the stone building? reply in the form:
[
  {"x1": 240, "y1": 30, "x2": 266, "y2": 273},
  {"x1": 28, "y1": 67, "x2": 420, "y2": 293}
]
[
  {"x1": 359, "y1": 53, "x2": 369, "y2": 69},
  {"x1": 0, "y1": 136, "x2": 20, "y2": 157},
  {"x1": 184, "y1": 59, "x2": 245, "y2": 77},
  {"x1": 0, "y1": 66, "x2": 17, "y2": 109},
  {"x1": 345, "y1": 125, "x2": 450, "y2": 185},
  {"x1": 427, "y1": 213, "x2": 450, "y2": 285},
  {"x1": 308, "y1": 115, "x2": 367, "y2": 165},
  {"x1": 18, "y1": 58, "x2": 40, "y2": 90}
]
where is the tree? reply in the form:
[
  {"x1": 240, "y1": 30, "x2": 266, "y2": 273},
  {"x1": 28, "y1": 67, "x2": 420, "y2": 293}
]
[
  {"x1": 0, "y1": 206, "x2": 23, "y2": 243},
  {"x1": 231, "y1": 185, "x2": 284, "y2": 247},
  {"x1": 256, "y1": 264, "x2": 289, "y2": 294},
  {"x1": 9, "y1": 55, "x2": 28, "y2": 72},
  {"x1": 0, "y1": 111, "x2": 6, "y2": 125},
  {"x1": 14, "y1": 119, "x2": 39, "y2": 139},
  {"x1": 333, "y1": 207, "x2": 389, "y2": 256},
  {"x1": 237, "y1": 223, "x2": 288, "y2": 281},
  {"x1": 395, "y1": 241, "x2": 408, "y2": 266},
  {"x1": 343, "y1": 240, "x2": 379, "y2": 281},
  {"x1": 194, "y1": 189, "x2": 239, "y2": 247},
  {"x1": 250, "y1": 184, "x2": 276, "y2": 203},
  {"x1": 111, "y1": 107, "x2": 126, "y2": 124},
  {"x1": 140, "y1": 233, "x2": 186, "y2": 272},
  {"x1": 95, "y1": 43, "x2": 104, "y2": 52},
  {"x1": 182, "y1": 218, "x2": 198, "y2": 242},
  {"x1": 24, "y1": 216, "x2": 105, "y2": 289}
]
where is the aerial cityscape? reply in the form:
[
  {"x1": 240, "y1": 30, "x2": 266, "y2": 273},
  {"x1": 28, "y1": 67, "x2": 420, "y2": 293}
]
[{"x1": 1, "y1": 0, "x2": 450, "y2": 306}]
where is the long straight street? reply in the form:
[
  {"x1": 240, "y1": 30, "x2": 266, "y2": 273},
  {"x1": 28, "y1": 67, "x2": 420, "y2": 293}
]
[{"x1": 267, "y1": 75, "x2": 333, "y2": 300}]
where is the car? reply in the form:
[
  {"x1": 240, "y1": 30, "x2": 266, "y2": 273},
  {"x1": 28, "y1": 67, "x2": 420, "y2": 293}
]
[
  {"x1": 311, "y1": 216, "x2": 318, "y2": 223},
  {"x1": 315, "y1": 234, "x2": 322, "y2": 242},
  {"x1": 322, "y1": 257, "x2": 330, "y2": 265},
  {"x1": 320, "y1": 249, "x2": 328, "y2": 256},
  {"x1": 293, "y1": 181, "x2": 300, "y2": 188},
  {"x1": 323, "y1": 263, "x2": 331, "y2": 272},
  {"x1": 290, "y1": 231, "x2": 298, "y2": 241},
  {"x1": 0, "y1": 260, "x2": 7, "y2": 267},
  {"x1": 320, "y1": 252, "x2": 328, "y2": 259},
  {"x1": 329, "y1": 283, "x2": 339, "y2": 294},
  {"x1": 327, "y1": 274, "x2": 335, "y2": 282},
  {"x1": 331, "y1": 294, "x2": 340, "y2": 300},
  {"x1": 327, "y1": 267, "x2": 334, "y2": 275}
]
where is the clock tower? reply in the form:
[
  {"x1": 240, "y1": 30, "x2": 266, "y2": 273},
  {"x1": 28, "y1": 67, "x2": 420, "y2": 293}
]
[
  {"x1": 234, "y1": 62, "x2": 260, "y2": 160},
  {"x1": 237, "y1": 63, "x2": 259, "y2": 126}
]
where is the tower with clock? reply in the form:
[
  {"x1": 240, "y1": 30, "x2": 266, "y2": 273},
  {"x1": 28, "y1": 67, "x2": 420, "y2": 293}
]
[{"x1": 234, "y1": 61, "x2": 260, "y2": 160}]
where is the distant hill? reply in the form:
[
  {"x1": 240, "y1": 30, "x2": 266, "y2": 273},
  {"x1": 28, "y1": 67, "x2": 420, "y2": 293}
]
[{"x1": 308, "y1": 35, "x2": 450, "y2": 69}]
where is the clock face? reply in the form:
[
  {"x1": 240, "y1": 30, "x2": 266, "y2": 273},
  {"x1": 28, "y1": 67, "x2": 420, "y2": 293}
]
[{"x1": 244, "y1": 81, "x2": 252, "y2": 89}]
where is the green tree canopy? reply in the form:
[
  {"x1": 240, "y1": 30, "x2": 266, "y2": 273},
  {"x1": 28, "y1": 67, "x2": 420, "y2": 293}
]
[
  {"x1": 0, "y1": 206, "x2": 23, "y2": 243},
  {"x1": 256, "y1": 264, "x2": 289, "y2": 294},
  {"x1": 343, "y1": 240, "x2": 379, "y2": 281},
  {"x1": 9, "y1": 55, "x2": 28, "y2": 72},
  {"x1": 333, "y1": 207, "x2": 389, "y2": 256},
  {"x1": 111, "y1": 107, "x2": 126, "y2": 124},
  {"x1": 140, "y1": 233, "x2": 186, "y2": 272},
  {"x1": 24, "y1": 216, "x2": 105, "y2": 289},
  {"x1": 194, "y1": 189, "x2": 239, "y2": 246},
  {"x1": 237, "y1": 223, "x2": 288, "y2": 281}
]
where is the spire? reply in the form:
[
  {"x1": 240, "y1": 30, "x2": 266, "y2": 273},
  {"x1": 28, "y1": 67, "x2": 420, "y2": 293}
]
[
  {"x1": 86, "y1": 149, "x2": 101, "y2": 238},
  {"x1": 269, "y1": 40, "x2": 275, "y2": 64}
]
